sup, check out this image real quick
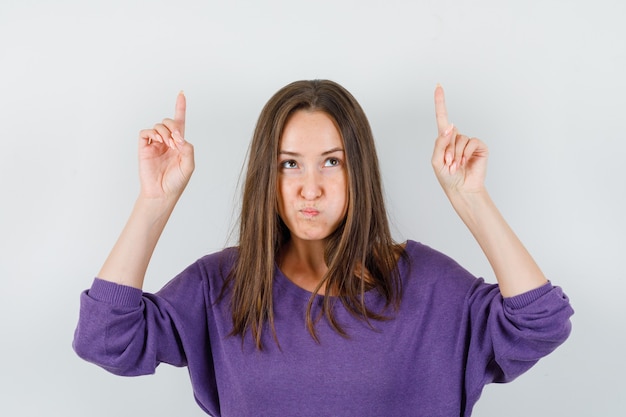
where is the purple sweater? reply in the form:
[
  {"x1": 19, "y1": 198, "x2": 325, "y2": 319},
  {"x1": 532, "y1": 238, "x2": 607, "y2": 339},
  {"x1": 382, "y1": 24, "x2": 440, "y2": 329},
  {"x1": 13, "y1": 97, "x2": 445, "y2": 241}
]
[{"x1": 73, "y1": 240, "x2": 573, "y2": 416}]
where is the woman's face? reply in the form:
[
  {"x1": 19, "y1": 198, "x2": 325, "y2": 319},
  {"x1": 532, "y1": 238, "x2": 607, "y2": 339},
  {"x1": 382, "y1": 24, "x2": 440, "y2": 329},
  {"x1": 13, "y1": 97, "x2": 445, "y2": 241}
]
[{"x1": 277, "y1": 110, "x2": 348, "y2": 244}]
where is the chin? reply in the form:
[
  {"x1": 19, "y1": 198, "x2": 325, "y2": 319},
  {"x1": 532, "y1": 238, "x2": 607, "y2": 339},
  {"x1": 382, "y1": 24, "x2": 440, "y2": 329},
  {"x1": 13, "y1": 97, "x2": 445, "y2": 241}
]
[{"x1": 292, "y1": 229, "x2": 334, "y2": 242}]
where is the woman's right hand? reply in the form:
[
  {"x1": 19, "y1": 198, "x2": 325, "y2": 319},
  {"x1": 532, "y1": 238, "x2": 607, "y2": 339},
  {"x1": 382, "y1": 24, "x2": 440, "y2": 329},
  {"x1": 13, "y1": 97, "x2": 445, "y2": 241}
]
[{"x1": 138, "y1": 92, "x2": 195, "y2": 200}]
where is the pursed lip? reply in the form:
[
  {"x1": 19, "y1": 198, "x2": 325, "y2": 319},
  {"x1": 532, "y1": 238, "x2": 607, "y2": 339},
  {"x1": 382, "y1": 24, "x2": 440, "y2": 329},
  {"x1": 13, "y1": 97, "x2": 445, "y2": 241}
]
[{"x1": 300, "y1": 208, "x2": 320, "y2": 217}]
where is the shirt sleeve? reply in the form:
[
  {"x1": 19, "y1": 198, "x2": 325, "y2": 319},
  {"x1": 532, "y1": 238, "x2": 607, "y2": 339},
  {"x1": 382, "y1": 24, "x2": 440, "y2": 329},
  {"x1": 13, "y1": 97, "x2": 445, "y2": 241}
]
[
  {"x1": 463, "y1": 280, "x2": 573, "y2": 403},
  {"x1": 72, "y1": 261, "x2": 208, "y2": 377}
]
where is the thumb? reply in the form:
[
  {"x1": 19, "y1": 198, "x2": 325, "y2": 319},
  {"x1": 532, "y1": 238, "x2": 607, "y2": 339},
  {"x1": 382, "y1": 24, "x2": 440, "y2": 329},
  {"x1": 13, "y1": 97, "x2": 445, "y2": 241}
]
[
  {"x1": 432, "y1": 124, "x2": 455, "y2": 168},
  {"x1": 179, "y1": 141, "x2": 195, "y2": 178}
]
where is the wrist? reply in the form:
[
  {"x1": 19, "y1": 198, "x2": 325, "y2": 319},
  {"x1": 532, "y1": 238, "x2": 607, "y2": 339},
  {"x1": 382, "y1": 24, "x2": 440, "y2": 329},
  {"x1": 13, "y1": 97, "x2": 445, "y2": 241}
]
[
  {"x1": 131, "y1": 194, "x2": 179, "y2": 233},
  {"x1": 135, "y1": 193, "x2": 179, "y2": 212},
  {"x1": 445, "y1": 187, "x2": 491, "y2": 216}
]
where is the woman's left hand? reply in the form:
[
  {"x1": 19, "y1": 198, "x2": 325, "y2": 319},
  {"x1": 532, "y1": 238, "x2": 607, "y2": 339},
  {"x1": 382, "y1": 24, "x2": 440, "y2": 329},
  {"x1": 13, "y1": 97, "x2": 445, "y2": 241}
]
[{"x1": 432, "y1": 85, "x2": 489, "y2": 196}]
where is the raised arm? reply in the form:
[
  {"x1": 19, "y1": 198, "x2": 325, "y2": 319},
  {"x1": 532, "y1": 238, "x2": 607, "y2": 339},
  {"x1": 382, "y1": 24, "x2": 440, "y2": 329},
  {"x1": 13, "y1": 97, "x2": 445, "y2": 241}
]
[
  {"x1": 431, "y1": 85, "x2": 547, "y2": 297},
  {"x1": 98, "y1": 92, "x2": 195, "y2": 289}
]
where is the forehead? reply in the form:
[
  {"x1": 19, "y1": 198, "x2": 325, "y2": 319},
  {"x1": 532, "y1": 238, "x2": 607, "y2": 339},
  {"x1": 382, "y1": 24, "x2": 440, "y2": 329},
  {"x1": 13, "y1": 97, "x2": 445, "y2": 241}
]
[{"x1": 279, "y1": 110, "x2": 343, "y2": 152}]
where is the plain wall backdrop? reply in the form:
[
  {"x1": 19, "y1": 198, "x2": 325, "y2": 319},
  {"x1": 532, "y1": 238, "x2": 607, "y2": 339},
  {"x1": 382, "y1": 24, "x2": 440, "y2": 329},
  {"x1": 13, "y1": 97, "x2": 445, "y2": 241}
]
[{"x1": 1, "y1": 0, "x2": 624, "y2": 415}]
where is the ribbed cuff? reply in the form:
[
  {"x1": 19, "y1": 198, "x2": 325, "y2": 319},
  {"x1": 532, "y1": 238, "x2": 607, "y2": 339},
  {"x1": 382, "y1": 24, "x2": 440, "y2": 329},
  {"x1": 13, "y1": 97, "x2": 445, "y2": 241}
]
[
  {"x1": 503, "y1": 281, "x2": 553, "y2": 310},
  {"x1": 88, "y1": 278, "x2": 143, "y2": 308}
]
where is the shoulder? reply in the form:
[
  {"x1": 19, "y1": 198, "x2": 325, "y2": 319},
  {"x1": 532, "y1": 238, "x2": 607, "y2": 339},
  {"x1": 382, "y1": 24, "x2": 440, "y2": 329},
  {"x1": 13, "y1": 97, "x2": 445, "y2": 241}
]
[
  {"x1": 401, "y1": 240, "x2": 472, "y2": 276},
  {"x1": 196, "y1": 246, "x2": 239, "y2": 276},
  {"x1": 399, "y1": 240, "x2": 483, "y2": 298},
  {"x1": 158, "y1": 246, "x2": 239, "y2": 299}
]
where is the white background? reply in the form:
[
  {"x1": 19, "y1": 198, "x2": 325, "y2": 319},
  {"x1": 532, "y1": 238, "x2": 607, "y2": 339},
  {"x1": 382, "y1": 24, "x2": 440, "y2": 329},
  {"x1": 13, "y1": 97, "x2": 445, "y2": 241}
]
[{"x1": 1, "y1": 0, "x2": 624, "y2": 416}]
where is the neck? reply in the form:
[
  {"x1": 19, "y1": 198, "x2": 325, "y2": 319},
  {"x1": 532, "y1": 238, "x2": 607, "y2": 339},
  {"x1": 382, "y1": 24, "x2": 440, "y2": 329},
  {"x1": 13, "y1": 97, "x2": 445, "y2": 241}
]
[{"x1": 279, "y1": 238, "x2": 329, "y2": 294}]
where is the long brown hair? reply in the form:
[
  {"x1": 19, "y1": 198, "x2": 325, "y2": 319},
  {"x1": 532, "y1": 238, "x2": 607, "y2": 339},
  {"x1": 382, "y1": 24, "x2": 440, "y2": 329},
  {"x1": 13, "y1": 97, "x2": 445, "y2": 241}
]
[{"x1": 224, "y1": 80, "x2": 405, "y2": 349}]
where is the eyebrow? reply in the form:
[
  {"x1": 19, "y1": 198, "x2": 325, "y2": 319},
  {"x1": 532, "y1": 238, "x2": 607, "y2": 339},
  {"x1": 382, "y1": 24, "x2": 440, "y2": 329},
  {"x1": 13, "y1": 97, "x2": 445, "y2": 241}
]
[{"x1": 278, "y1": 147, "x2": 345, "y2": 157}]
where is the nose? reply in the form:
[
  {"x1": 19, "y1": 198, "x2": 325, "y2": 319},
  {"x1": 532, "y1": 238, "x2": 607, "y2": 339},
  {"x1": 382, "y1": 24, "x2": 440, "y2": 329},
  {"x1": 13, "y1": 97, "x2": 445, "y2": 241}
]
[{"x1": 300, "y1": 169, "x2": 322, "y2": 200}]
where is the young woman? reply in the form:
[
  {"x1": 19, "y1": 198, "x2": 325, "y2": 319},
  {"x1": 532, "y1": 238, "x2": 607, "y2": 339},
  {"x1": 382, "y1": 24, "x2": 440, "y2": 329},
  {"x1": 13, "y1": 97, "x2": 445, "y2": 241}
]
[{"x1": 73, "y1": 80, "x2": 573, "y2": 416}]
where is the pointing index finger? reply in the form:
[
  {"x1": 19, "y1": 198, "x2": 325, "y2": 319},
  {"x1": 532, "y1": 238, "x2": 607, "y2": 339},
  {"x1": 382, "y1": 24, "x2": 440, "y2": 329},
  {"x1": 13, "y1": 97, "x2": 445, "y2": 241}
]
[
  {"x1": 174, "y1": 90, "x2": 186, "y2": 136},
  {"x1": 434, "y1": 84, "x2": 450, "y2": 135}
]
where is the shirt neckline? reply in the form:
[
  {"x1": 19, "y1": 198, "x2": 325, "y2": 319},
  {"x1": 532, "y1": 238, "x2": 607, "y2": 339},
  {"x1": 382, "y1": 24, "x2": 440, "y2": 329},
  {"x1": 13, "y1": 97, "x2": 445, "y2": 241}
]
[{"x1": 272, "y1": 240, "x2": 414, "y2": 302}]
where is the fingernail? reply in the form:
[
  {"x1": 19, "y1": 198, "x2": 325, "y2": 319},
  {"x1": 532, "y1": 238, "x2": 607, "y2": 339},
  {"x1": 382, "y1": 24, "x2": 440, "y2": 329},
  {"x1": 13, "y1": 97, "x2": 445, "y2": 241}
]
[
  {"x1": 156, "y1": 133, "x2": 163, "y2": 143},
  {"x1": 445, "y1": 152, "x2": 453, "y2": 166},
  {"x1": 173, "y1": 130, "x2": 184, "y2": 144},
  {"x1": 444, "y1": 124, "x2": 454, "y2": 136},
  {"x1": 450, "y1": 162, "x2": 457, "y2": 174}
]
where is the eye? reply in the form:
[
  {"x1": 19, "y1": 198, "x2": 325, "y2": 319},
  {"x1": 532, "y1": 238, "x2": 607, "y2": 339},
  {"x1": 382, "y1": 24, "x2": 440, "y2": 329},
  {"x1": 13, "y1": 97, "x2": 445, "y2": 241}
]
[
  {"x1": 280, "y1": 160, "x2": 298, "y2": 169},
  {"x1": 324, "y1": 157, "x2": 341, "y2": 167}
]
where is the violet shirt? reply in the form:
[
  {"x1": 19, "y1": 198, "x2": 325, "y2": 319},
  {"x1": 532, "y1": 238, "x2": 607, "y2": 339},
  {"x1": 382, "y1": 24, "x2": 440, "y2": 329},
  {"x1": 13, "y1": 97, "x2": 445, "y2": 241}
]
[{"x1": 73, "y1": 241, "x2": 573, "y2": 416}]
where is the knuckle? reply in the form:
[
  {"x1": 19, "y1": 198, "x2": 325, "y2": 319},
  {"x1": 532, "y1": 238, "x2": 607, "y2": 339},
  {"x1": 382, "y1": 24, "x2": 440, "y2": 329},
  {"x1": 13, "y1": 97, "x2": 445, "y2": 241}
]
[{"x1": 162, "y1": 118, "x2": 175, "y2": 128}]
